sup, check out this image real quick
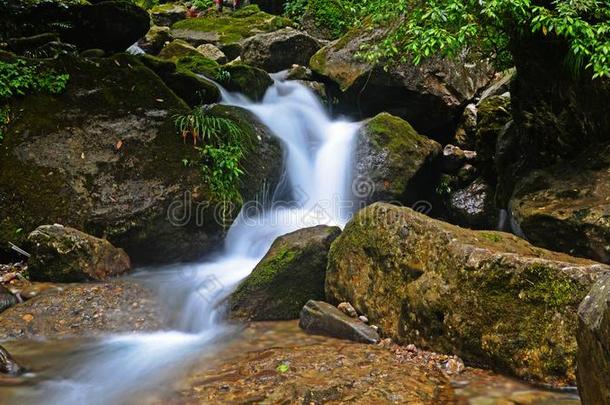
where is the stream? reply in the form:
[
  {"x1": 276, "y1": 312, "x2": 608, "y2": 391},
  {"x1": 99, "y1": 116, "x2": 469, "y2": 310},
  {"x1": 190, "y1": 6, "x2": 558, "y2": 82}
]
[{"x1": 1, "y1": 77, "x2": 360, "y2": 404}]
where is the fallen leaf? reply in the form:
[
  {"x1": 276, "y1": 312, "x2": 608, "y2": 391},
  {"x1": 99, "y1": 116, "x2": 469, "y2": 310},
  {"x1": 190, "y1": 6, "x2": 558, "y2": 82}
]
[{"x1": 115, "y1": 140, "x2": 123, "y2": 151}]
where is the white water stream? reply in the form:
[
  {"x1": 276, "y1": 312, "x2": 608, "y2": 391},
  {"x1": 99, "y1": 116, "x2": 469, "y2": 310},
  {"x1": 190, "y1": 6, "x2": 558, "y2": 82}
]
[{"x1": 15, "y1": 78, "x2": 361, "y2": 403}]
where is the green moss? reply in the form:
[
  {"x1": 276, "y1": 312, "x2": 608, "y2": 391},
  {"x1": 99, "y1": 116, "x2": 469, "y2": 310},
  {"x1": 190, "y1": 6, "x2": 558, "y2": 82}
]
[
  {"x1": 481, "y1": 232, "x2": 503, "y2": 243},
  {"x1": 223, "y1": 63, "x2": 272, "y2": 101},
  {"x1": 171, "y1": 7, "x2": 292, "y2": 44},
  {"x1": 175, "y1": 54, "x2": 220, "y2": 77},
  {"x1": 158, "y1": 39, "x2": 202, "y2": 61}
]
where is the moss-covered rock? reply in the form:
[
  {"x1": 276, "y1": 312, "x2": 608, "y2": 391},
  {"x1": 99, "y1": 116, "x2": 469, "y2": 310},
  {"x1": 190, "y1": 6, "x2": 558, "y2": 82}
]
[
  {"x1": 141, "y1": 54, "x2": 220, "y2": 106},
  {"x1": 509, "y1": 142, "x2": 610, "y2": 264},
  {"x1": 354, "y1": 112, "x2": 441, "y2": 206},
  {"x1": 151, "y1": 3, "x2": 187, "y2": 27},
  {"x1": 158, "y1": 39, "x2": 203, "y2": 60},
  {"x1": 577, "y1": 273, "x2": 610, "y2": 405},
  {"x1": 175, "y1": 54, "x2": 220, "y2": 76},
  {"x1": 241, "y1": 27, "x2": 320, "y2": 72},
  {"x1": 26, "y1": 224, "x2": 131, "y2": 282},
  {"x1": 326, "y1": 203, "x2": 610, "y2": 384},
  {"x1": 170, "y1": 5, "x2": 292, "y2": 46},
  {"x1": 230, "y1": 225, "x2": 341, "y2": 321},
  {"x1": 0, "y1": 54, "x2": 281, "y2": 264},
  {"x1": 310, "y1": 25, "x2": 494, "y2": 140},
  {"x1": 138, "y1": 25, "x2": 173, "y2": 55},
  {"x1": 223, "y1": 63, "x2": 272, "y2": 100}
]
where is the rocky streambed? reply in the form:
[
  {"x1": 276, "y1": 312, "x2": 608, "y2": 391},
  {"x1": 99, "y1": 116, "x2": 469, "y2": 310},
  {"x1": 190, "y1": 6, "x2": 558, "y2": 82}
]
[{"x1": 0, "y1": 320, "x2": 580, "y2": 405}]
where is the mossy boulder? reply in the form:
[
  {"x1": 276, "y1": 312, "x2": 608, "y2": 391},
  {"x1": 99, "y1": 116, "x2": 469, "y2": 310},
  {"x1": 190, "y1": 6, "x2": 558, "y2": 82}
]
[
  {"x1": 158, "y1": 39, "x2": 203, "y2": 60},
  {"x1": 326, "y1": 202, "x2": 610, "y2": 384},
  {"x1": 509, "y1": 142, "x2": 610, "y2": 264},
  {"x1": 354, "y1": 112, "x2": 441, "y2": 206},
  {"x1": 26, "y1": 224, "x2": 131, "y2": 282},
  {"x1": 223, "y1": 63, "x2": 273, "y2": 101},
  {"x1": 151, "y1": 3, "x2": 187, "y2": 27},
  {"x1": 170, "y1": 5, "x2": 292, "y2": 47},
  {"x1": 175, "y1": 54, "x2": 220, "y2": 77},
  {"x1": 310, "y1": 25, "x2": 494, "y2": 140},
  {"x1": 241, "y1": 27, "x2": 321, "y2": 72},
  {"x1": 230, "y1": 225, "x2": 341, "y2": 321},
  {"x1": 577, "y1": 273, "x2": 610, "y2": 405},
  {"x1": 141, "y1": 54, "x2": 220, "y2": 106},
  {"x1": 138, "y1": 25, "x2": 173, "y2": 55},
  {"x1": 0, "y1": 54, "x2": 281, "y2": 264}
]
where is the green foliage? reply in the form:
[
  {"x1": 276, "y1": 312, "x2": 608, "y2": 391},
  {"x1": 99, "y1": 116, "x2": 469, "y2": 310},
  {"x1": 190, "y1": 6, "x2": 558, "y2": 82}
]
[
  {"x1": 134, "y1": 0, "x2": 159, "y2": 10},
  {"x1": 284, "y1": 0, "x2": 308, "y2": 20},
  {"x1": 174, "y1": 106, "x2": 249, "y2": 202},
  {"x1": 192, "y1": 0, "x2": 214, "y2": 10},
  {"x1": 215, "y1": 68, "x2": 231, "y2": 84},
  {"x1": 358, "y1": 0, "x2": 610, "y2": 78},
  {"x1": 0, "y1": 105, "x2": 9, "y2": 144},
  {"x1": 0, "y1": 59, "x2": 69, "y2": 100},
  {"x1": 285, "y1": 0, "x2": 367, "y2": 38}
]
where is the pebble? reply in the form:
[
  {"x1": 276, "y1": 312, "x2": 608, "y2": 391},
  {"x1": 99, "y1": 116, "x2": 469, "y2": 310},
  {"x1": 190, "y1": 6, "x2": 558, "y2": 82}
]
[
  {"x1": 337, "y1": 302, "x2": 358, "y2": 318},
  {"x1": 406, "y1": 344, "x2": 417, "y2": 352},
  {"x1": 358, "y1": 315, "x2": 368, "y2": 323},
  {"x1": 444, "y1": 358, "x2": 465, "y2": 375}
]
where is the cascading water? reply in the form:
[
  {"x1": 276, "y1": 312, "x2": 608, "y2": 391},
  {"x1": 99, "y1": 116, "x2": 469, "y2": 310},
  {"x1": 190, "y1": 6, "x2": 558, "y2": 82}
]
[{"x1": 11, "y1": 78, "x2": 361, "y2": 404}]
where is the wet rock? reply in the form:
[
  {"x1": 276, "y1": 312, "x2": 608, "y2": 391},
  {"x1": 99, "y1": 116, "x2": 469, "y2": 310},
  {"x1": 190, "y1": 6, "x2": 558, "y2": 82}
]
[
  {"x1": 196, "y1": 43, "x2": 227, "y2": 64},
  {"x1": 326, "y1": 202, "x2": 610, "y2": 383},
  {"x1": 26, "y1": 224, "x2": 131, "y2": 282},
  {"x1": 479, "y1": 68, "x2": 515, "y2": 101},
  {"x1": 241, "y1": 27, "x2": 321, "y2": 72},
  {"x1": 138, "y1": 26, "x2": 172, "y2": 55},
  {"x1": 337, "y1": 301, "x2": 357, "y2": 318},
  {"x1": 510, "y1": 142, "x2": 610, "y2": 264},
  {"x1": 441, "y1": 144, "x2": 476, "y2": 174},
  {"x1": 0, "y1": 54, "x2": 281, "y2": 264},
  {"x1": 577, "y1": 273, "x2": 610, "y2": 405},
  {"x1": 151, "y1": 3, "x2": 188, "y2": 27},
  {"x1": 447, "y1": 178, "x2": 498, "y2": 229},
  {"x1": 354, "y1": 112, "x2": 441, "y2": 206},
  {"x1": 310, "y1": 25, "x2": 494, "y2": 140},
  {"x1": 0, "y1": 345, "x2": 23, "y2": 376},
  {"x1": 222, "y1": 63, "x2": 273, "y2": 101},
  {"x1": 456, "y1": 163, "x2": 478, "y2": 185},
  {"x1": 0, "y1": 280, "x2": 164, "y2": 340},
  {"x1": 80, "y1": 48, "x2": 106, "y2": 58},
  {"x1": 295, "y1": 80, "x2": 327, "y2": 103},
  {"x1": 0, "y1": 286, "x2": 18, "y2": 314},
  {"x1": 230, "y1": 226, "x2": 341, "y2": 321},
  {"x1": 299, "y1": 300, "x2": 380, "y2": 344},
  {"x1": 285, "y1": 64, "x2": 313, "y2": 81}
]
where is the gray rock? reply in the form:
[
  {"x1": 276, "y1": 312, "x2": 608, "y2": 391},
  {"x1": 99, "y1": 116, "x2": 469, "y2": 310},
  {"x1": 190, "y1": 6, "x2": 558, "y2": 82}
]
[
  {"x1": 299, "y1": 300, "x2": 380, "y2": 344},
  {"x1": 138, "y1": 25, "x2": 172, "y2": 55},
  {"x1": 241, "y1": 27, "x2": 321, "y2": 72},
  {"x1": 151, "y1": 4, "x2": 188, "y2": 27},
  {"x1": 0, "y1": 286, "x2": 18, "y2": 314},
  {"x1": 196, "y1": 43, "x2": 227, "y2": 64}
]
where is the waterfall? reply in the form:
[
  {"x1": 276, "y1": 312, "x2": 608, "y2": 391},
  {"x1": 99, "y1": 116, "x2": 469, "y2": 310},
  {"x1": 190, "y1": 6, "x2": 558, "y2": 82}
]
[{"x1": 17, "y1": 78, "x2": 361, "y2": 404}]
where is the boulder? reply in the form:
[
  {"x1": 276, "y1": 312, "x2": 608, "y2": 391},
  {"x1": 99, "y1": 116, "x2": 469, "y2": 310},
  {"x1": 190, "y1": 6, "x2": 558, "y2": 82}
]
[
  {"x1": 0, "y1": 54, "x2": 281, "y2": 264},
  {"x1": 510, "y1": 143, "x2": 610, "y2": 264},
  {"x1": 577, "y1": 273, "x2": 610, "y2": 405},
  {"x1": 241, "y1": 28, "x2": 321, "y2": 72},
  {"x1": 230, "y1": 225, "x2": 341, "y2": 321},
  {"x1": 474, "y1": 94, "x2": 511, "y2": 181},
  {"x1": 2, "y1": 0, "x2": 149, "y2": 53},
  {"x1": 170, "y1": 5, "x2": 292, "y2": 47},
  {"x1": 63, "y1": 1, "x2": 150, "y2": 52},
  {"x1": 223, "y1": 63, "x2": 273, "y2": 101},
  {"x1": 446, "y1": 178, "x2": 498, "y2": 229},
  {"x1": 0, "y1": 345, "x2": 23, "y2": 376},
  {"x1": 141, "y1": 55, "x2": 220, "y2": 106},
  {"x1": 310, "y1": 25, "x2": 494, "y2": 140},
  {"x1": 285, "y1": 64, "x2": 313, "y2": 81},
  {"x1": 158, "y1": 39, "x2": 203, "y2": 60},
  {"x1": 26, "y1": 224, "x2": 132, "y2": 282},
  {"x1": 138, "y1": 26, "x2": 173, "y2": 55},
  {"x1": 299, "y1": 300, "x2": 380, "y2": 343},
  {"x1": 496, "y1": 33, "x2": 610, "y2": 206},
  {"x1": 196, "y1": 43, "x2": 227, "y2": 64},
  {"x1": 453, "y1": 103, "x2": 478, "y2": 149},
  {"x1": 354, "y1": 112, "x2": 441, "y2": 206},
  {"x1": 326, "y1": 202, "x2": 610, "y2": 383},
  {"x1": 295, "y1": 80, "x2": 328, "y2": 104},
  {"x1": 151, "y1": 3, "x2": 188, "y2": 27}
]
